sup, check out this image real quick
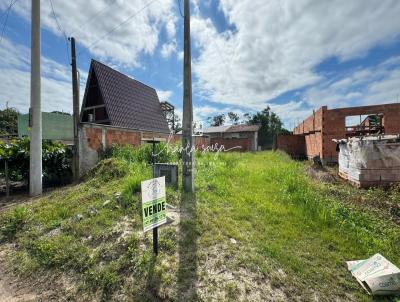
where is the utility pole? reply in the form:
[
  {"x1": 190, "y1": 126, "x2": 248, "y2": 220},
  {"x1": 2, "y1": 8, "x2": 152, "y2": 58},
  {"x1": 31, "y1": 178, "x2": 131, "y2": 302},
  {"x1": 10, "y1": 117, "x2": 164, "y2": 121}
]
[
  {"x1": 69, "y1": 37, "x2": 80, "y2": 182},
  {"x1": 182, "y1": 0, "x2": 194, "y2": 193},
  {"x1": 29, "y1": 0, "x2": 42, "y2": 196}
]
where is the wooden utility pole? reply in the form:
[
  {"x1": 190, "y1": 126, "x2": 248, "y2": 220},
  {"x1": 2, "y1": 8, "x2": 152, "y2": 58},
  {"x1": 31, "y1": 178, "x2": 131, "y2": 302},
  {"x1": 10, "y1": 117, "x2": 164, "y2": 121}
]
[
  {"x1": 69, "y1": 37, "x2": 80, "y2": 181},
  {"x1": 29, "y1": 0, "x2": 42, "y2": 196},
  {"x1": 182, "y1": 0, "x2": 194, "y2": 192}
]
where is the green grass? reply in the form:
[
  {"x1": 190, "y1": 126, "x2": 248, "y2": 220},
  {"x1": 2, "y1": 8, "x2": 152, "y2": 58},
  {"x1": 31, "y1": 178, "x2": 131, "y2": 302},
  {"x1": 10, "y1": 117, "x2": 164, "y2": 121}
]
[{"x1": 0, "y1": 147, "x2": 399, "y2": 301}]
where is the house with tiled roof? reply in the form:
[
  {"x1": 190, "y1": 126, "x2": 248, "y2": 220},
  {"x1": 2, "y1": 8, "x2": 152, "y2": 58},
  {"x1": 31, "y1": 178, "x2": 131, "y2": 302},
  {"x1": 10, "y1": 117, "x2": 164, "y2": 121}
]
[
  {"x1": 80, "y1": 59, "x2": 169, "y2": 133},
  {"x1": 78, "y1": 60, "x2": 172, "y2": 175},
  {"x1": 202, "y1": 124, "x2": 260, "y2": 151}
]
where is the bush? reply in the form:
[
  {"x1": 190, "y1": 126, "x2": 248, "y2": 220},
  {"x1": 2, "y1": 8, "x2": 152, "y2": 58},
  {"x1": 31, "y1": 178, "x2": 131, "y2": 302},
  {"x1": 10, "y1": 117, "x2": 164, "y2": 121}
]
[
  {"x1": 87, "y1": 158, "x2": 128, "y2": 182},
  {"x1": 103, "y1": 143, "x2": 178, "y2": 164},
  {"x1": 0, "y1": 137, "x2": 72, "y2": 186},
  {"x1": 0, "y1": 206, "x2": 29, "y2": 240},
  {"x1": 31, "y1": 234, "x2": 92, "y2": 271}
]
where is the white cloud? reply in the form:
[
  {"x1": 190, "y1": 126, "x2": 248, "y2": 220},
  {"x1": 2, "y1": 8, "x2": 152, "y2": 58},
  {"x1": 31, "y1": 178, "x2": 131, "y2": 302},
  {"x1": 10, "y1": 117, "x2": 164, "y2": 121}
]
[
  {"x1": 160, "y1": 41, "x2": 177, "y2": 58},
  {"x1": 157, "y1": 89, "x2": 173, "y2": 102},
  {"x1": 0, "y1": 36, "x2": 178, "y2": 118},
  {"x1": 0, "y1": 38, "x2": 85, "y2": 113},
  {"x1": 4, "y1": 0, "x2": 178, "y2": 67},
  {"x1": 193, "y1": 105, "x2": 247, "y2": 124},
  {"x1": 191, "y1": 0, "x2": 400, "y2": 107},
  {"x1": 303, "y1": 59, "x2": 400, "y2": 109}
]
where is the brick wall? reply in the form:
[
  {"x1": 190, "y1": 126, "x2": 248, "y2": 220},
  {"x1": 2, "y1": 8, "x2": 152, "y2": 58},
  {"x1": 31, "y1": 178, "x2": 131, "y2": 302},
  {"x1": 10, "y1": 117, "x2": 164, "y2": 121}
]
[
  {"x1": 276, "y1": 135, "x2": 305, "y2": 157},
  {"x1": 106, "y1": 129, "x2": 141, "y2": 146},
  {"x1": 82, "y1": 124, "x2": 173, "y2": 151},
  {"x1": 293, "y1": 106, "x2": 325, "y2": 135},
  {"x1": 79, "y1": 123, "x2": 211, "y2": 175},
  {"x1": 171, "y1": 134, "x2": 210, "y2": 150},
  {"x1": 79, "y1": 123, "x2": 172, "y2": 176},
  {"x1": 210, "y1": 137, "x2": 251, "y2": 152},
  {"x1": 292, "y1": 103, "x2": 400, "y2": 163},
  {"x1": 292, "y1": 106, "x2": 325, "y2": 160},
  {"x1": 84, "y1": 127, "x2": 103, "y2": 150}
]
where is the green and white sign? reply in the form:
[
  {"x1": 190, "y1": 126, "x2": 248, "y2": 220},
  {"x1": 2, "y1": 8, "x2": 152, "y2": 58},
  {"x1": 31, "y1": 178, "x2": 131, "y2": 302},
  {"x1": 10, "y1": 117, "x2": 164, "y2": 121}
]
[{"x1": 141, "y1": 176, "x2": 167, "y2": 232}]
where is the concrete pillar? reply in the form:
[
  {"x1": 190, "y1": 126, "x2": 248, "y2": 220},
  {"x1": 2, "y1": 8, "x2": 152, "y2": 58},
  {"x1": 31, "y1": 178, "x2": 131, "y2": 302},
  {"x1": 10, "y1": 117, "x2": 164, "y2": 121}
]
[{"x1": 29, "y1": 0, "x2": 42, "y2": 196}]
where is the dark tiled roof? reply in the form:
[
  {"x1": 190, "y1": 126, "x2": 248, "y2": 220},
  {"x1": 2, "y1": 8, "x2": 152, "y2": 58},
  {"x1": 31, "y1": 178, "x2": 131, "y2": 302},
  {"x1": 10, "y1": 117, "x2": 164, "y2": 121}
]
[{"x1": 84, "y1": 60, "x2": 169, "y2": 133}]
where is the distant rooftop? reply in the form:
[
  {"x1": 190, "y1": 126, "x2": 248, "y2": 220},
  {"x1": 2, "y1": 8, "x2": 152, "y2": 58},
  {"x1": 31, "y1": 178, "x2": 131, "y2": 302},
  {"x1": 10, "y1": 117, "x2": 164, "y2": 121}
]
[
  {"x1": 202, "y1": 125, "x2": 232, "y2": 134},
  {"x1": 203, "y1": 124, "x2": 260, "y2": 134},
  {"x1": 225, "y1": 124, "x2": 260, "y2": 133}
]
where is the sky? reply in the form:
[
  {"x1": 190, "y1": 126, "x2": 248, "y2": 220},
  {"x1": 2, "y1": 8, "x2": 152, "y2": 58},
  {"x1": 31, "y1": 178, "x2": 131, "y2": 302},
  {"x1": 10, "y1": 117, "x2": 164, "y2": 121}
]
[{"x1": 0, "y1": 0, "x2": 399, "y2": 130}]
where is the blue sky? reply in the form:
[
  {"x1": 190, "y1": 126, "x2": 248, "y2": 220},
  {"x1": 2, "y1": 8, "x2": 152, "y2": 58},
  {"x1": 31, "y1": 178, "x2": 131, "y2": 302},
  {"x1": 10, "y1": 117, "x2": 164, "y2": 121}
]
[{"x1": 0, "y1": 0, "x2": 400, "y2": 129}]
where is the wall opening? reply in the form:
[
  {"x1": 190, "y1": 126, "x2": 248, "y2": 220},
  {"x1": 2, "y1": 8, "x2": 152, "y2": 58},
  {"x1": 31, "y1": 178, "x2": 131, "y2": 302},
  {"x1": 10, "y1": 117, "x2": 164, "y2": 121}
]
[{"x1": 345, "y1": 114, "x2": 384, "y2": 137}]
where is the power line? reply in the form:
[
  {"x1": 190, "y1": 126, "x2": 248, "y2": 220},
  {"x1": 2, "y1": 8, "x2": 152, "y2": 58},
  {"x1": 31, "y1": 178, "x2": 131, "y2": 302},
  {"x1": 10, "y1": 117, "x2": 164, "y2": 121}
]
[
  {"x1": 48, "y1": 0, "x2": 70, "y2": 64},
  {"x1": 49, "y1": 0, "x2": 67, "y2": 39},
  {"x1": 77, "y1": 0, "x2": 159, "y2": 57},
  {"x1": 177, "y1": 0, "x2": 184, "y2": 18},
  {"x1": 0, "y1": 0, "x2": 18, "y2": 44},
  {"x1": 0, "y1": 0, "x2": 18, "y2": 21},
  {"x1": 69, "y1": 0, "x2": 118, "y2": 37}
]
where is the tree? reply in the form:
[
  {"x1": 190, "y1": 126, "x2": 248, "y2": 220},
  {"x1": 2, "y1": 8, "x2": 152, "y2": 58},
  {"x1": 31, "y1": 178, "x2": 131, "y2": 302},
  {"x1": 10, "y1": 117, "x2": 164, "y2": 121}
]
[
  {"x1": 207, "y1": 114, "x2": 225, "y2": 126},
  {"x1": 242, "y1": 113, "x2": 252, "y2": 124},
  {"x1": 163, "y1": 109, "x2": 182, "y2": 134},
  {"x1": 173, "y1": 114, "x2": 183, "y2": 134},
  {"x1": 227, "y1": 112, "x2": 239, "y2": 125},
  {"x1": 246, "y1": 107, "x2": 287, "y2": 148},
  {"x1": 0, "y1": 106, "x2": 18, "y2": 136}
]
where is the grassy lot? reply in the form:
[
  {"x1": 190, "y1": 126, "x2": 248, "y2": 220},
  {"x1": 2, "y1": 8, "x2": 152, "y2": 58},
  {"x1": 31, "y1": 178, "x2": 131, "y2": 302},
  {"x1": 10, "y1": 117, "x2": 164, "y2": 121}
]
[{"x1": 0, "y1": 149, "x2": 399, "y2": 301}]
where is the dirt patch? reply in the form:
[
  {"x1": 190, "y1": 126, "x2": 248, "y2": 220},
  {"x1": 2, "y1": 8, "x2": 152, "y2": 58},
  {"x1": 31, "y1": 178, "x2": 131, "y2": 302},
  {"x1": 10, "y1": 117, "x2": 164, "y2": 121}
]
[
  {"x1": 0, "y1": 263, "x2": 38, "y2": 302},
  {"x1": 0, "y1": 245, "x2": 96, "y2": 302},
  {"x1": 196, "y1": 244, "x2": 296, "y2": 301},
  {"x1": 305, "y1": 165, "x2": 339, "y2": 184},
  {"x1": 0, "y1": 194, "x2": 36, "y2": 213}
]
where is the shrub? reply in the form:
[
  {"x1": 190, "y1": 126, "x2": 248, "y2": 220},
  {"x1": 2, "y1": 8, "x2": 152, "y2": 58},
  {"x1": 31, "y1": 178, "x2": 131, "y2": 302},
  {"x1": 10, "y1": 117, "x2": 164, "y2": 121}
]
[
  {"x1": 87, "y1": 158, "x2": 128, "y2": 182},
  {"x1": 0, "y1": 206, "x2": 29, "y2": 240},
  {"x1": 0, "y1": 138, "x2": 72, "y2": 186},
  {"x1": 31, "y1": 234, "x2": 92, "y2": 271},
  {"x1": 104, "y1": 143, "x2": 178, "y2": 164}
]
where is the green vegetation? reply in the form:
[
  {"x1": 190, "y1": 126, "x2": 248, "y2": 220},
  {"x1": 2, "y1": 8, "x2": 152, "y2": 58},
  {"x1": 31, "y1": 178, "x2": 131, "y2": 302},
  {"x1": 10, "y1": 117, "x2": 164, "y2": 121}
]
[
  {"x1": 0, "y1": 106, "x2": 18, "y2": 136},
  {"x1": 245, "y1": 106, "x2": 291, "y2": 147},
  {"x1": 207, "y1": 106, "x2": 290, "y2": 147},
  {"x1": 0, "y1": 147, "x2": 399, "y2": 301},
  {"x1": 0, "y1": 137, "x2": 72, "y2": 185}
]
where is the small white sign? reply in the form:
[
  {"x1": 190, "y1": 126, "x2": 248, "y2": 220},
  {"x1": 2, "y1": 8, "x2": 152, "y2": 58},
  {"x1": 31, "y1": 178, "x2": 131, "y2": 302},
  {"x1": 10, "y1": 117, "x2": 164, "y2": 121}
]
[
  {"x1": 347, "y1": 253, "x2": 400, "y2": 295},
  {"x1": 141, "y1": 176, "x2": 167, "y2": 232}
]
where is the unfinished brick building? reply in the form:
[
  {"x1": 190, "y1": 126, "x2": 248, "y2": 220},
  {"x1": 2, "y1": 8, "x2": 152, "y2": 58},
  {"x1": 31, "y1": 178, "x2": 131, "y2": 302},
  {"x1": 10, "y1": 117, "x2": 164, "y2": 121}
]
[{"x1": 277, "y1": 103, "x2": 400, "y2": 164}]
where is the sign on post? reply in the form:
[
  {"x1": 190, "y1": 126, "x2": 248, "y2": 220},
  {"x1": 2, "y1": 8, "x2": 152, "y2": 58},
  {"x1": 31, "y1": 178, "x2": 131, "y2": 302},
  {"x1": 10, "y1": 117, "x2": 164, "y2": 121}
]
[{"x1": 141, "y1": 176, "x2": 167, "y2": 232}]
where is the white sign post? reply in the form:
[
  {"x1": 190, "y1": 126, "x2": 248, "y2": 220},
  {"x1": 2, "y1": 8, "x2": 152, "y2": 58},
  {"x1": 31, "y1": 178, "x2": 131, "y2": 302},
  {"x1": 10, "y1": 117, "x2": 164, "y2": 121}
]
[{"x1": 141, "y1": 176, "x2": 167, "y2": 255}]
